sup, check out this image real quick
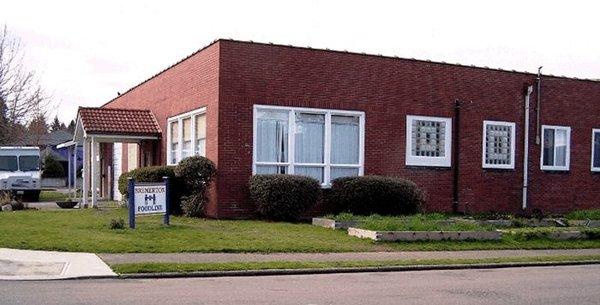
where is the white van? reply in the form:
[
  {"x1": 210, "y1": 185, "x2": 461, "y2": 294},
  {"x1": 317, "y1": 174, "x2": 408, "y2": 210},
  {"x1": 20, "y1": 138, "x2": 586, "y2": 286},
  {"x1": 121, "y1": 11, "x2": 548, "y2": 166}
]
[{"x1": 0, "y1": 147, "x2": 41, "y2": 201}]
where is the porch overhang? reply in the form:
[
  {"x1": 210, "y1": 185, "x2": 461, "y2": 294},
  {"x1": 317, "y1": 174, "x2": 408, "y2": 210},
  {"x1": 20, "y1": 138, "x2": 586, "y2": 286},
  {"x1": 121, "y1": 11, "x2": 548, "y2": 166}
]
[{"x1": 72, "y1": 107, "x2": 162, "y2": 208}]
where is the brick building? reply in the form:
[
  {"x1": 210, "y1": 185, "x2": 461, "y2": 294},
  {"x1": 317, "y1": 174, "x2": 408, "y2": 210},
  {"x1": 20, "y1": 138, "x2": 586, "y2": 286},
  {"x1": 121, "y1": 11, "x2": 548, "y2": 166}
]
[{"x1": 85, "y1": 39, "x2": 600, "y2": 218}]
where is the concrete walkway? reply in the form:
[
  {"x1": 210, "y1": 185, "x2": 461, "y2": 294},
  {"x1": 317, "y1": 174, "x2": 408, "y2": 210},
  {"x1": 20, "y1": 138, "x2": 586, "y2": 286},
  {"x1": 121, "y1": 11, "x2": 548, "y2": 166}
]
[
  {"x1": 0, "y1": 248, "x2": 116, "y2": 280},
  {"x1": 99, "y1": 248, "x2": 600, "y2": 264}
]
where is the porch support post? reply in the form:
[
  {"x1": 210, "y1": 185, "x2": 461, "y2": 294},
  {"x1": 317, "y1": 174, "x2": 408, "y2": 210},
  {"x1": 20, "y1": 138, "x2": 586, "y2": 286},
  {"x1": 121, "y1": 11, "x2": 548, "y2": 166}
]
[
  {"x1": 67, "y1": 146, "x2": 72, "y2": 197},
  {"x1": 73, "y1": 145, "x2": 78, "y2": 200},
  {"x1": 91, "y1": 136, "x2": 98, "y2": 208},
  {"x1": 82, "y1": 138, "x2": 89, "y2": 208}
]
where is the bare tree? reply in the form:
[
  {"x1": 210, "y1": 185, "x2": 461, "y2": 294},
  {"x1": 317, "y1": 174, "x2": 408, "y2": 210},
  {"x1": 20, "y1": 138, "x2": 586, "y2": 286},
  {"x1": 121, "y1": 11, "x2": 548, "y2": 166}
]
[{"x1": 0, "y1": 25, "x2": 49, "y2": 144}]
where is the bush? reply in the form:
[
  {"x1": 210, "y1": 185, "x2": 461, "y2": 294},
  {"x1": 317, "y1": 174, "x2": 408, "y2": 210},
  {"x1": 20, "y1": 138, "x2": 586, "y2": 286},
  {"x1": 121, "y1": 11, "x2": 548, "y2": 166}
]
[
  {"x1": 118, "y1": 166, "x2": 177, "y2": 199},
  {"x1": 181, "y1": 193, "x2": 206, "y2": 217},
  {"x1": 109, "y1": 218, "x2": 125, "y2": 230},
  {"x1": 42, "y1": 154, "x2": 64, "y2": 178},
  {"x1": 249, "y1": 174, "x2": 321, "y2": 221},
  {"x1": 328, "y1": 175, "x2": 424, "y2": 216},
  {"x1": 174, "y1": 156, "x2": 216, "y2": 196},
  {"x1": 174, "y1": 156, "x2": 216, "y2": 217},
  {"x1": 10, "y1": 200, "x2": 25, "y2": 211},
  {"x1": 566, "y1": 209, "x2": 600, "y2": 220}
]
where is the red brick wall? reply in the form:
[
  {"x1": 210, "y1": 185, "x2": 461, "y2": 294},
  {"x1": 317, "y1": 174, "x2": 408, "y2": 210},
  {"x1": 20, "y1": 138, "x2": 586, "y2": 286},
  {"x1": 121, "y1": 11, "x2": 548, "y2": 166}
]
[
  {"x1": 102, "y1": 43, "x2": 221, "y2": 215},
  {"x1": 100, "y1": 39, "x2": 600, "y2": 218},
  {"x1": 217, "y1": 40, "x2": 600, "y2": 217}
]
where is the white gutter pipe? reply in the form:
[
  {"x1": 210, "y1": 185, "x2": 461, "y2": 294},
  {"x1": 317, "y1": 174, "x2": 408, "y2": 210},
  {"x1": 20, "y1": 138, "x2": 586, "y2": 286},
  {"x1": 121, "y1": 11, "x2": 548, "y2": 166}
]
[{"x1": 523, "y1": 85, "x2": 534, "y2": 209}]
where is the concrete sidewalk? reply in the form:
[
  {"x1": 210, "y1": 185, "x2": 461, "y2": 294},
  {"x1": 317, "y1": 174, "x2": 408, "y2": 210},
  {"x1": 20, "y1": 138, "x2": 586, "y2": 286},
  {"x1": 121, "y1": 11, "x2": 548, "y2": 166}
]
[
  {"x1": 0, "y1": 248, "x2": 116, "y2": 280},
  {"x1": 99, "y1": 248, "x2": 600, "y2": 264}
]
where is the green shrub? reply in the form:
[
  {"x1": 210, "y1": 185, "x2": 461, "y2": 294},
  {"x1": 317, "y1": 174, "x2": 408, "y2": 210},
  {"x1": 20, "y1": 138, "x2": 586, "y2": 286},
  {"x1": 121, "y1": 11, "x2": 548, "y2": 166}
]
[
  {"x1": 118, "y1": 166, "x2": 182, "y2": 214},
  {"x1": 249, "y1": 174, "x2": 321, "y2": 221},
  {"x1": 10, "y1": 200, "x2": 25, "y2": 211},
  {"x1": 118, "y1": 166, "x2": 177, "y2": 199},
  {"x1": 42, "y1": 154, "x2": 64, "y2": 178},
  {"x1": 566, "y1": 209, "x2": 600, "y2": 220},
  {"x1": 328, "y1": 175, "x2": 424, "y2": 216},
  {"x1": 174, "y1": 156, "x2": 216, "y2": 217},
  {"x1": 174, "y1": 156, "x2": 216, "y2": 197},
  {"x1": 109, "y1": 218, "x2": 125, "y2": 230},
  {"x1": 181, "y1": 193, "x2": 206, "y2": 218}
]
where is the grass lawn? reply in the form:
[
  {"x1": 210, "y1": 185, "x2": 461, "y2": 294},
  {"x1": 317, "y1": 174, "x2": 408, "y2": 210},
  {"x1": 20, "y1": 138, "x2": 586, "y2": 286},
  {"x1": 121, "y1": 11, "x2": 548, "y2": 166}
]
[
  {"x1": 1, "y1": 209, "x2": 600, "y2": 253},
  {"x1": 39, "y1": 190, "x2": 70, "y2": 202},
  {"x1": 0, "y1": 209, "x2": 382, "y2": 253},
  {"x1": 111, "y1": 255, "x2": 600, "y2": 274}
]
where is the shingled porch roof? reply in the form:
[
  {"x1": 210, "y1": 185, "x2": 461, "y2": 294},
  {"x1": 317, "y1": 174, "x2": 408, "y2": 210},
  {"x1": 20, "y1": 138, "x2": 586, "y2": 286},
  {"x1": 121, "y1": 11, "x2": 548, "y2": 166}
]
[{"x1": 77, "y1": 107, "x2": 161, "y2": 136}]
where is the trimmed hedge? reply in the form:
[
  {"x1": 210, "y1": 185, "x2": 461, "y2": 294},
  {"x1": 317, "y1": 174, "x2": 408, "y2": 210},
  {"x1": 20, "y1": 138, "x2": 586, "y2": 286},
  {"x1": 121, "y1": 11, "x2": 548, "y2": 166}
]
[
  {"x1": 328, "y1": 175, "x2": 424, "y2": 216},
  {"x1": 174, "y1": 156, "x2": 216, "y2": 217},
  {"x1": 118, "y1": 166, "x2": 177, "y2": 199},
  {"x1": 249, "y1": 174, "x2": 321, "y2": 221}
]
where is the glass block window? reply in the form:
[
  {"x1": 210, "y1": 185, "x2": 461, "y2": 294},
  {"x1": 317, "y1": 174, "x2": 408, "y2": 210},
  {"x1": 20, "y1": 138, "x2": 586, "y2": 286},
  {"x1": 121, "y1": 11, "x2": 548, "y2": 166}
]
[
  {"x1": 593, "y1": 129, "x2": 600, "y2": 172},
  {"x1": 406, "y1": 115, "x2": 452, "y2": 167},
  {"x1": 412, "y1": 120, "x2": 446, "y2": 157},
  {"x1": 541, "y1": 125, "x2": 570, "y2": 171},
  {"x1": 482, "y1": 121, "x2": 516, "y2": 169}
]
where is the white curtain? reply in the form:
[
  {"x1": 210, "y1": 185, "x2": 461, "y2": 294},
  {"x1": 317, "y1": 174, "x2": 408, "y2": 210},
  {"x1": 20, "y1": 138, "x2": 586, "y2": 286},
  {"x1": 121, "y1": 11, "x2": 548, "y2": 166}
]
[
  {"x1": 330, "y1": 167, "x2": 359, "y2": 180},
  {"x1": 294, "y1": 113, "x2": 324, "y2": 163},
  {"x1": 555, "y1": 129, "x2": 567, "y2": 166},
  {"x1": 295, "y1": 166, "x2": 323, "y2": 183},
  {"x1": 256, "y1": 165, "x2": 287, "y2": 174},
  {"x1": 331, "y1": 115, "x2": 359, "y2": 164},
  {"x1": 594, "y1": 132, "x2": 600, "y2": 168},
  {"x1": 257, "y1": 110, "x2": 289, "y2": 163}
]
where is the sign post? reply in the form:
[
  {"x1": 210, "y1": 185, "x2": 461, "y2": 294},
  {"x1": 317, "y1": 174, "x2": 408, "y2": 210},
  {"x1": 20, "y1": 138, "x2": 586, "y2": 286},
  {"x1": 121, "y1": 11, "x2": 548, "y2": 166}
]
[
  {"x1": 163, "y1": 176, "x2": 170, "y2": 226},
  {"x1": 128, "y1": 178, "x2": 135, "y2": 229},
  {"x1": 127, "y1": 177, "x2": 170, "y2": 229}
]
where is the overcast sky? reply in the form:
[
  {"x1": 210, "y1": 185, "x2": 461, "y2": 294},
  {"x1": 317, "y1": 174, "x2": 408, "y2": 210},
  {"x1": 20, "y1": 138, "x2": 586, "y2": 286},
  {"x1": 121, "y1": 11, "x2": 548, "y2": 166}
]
[{"x1": 1, "y1": 0, "x2": 599, "y2": 123}]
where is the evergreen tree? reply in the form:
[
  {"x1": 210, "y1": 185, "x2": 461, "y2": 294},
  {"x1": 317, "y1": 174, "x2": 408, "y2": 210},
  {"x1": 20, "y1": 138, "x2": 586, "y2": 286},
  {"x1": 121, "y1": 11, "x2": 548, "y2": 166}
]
[
  {"x1": 50, "y1": 116, "x2": 62, "y2": 131},
  {"x1": 67, "y1": 120, "x2": 76, "y2": 134}
]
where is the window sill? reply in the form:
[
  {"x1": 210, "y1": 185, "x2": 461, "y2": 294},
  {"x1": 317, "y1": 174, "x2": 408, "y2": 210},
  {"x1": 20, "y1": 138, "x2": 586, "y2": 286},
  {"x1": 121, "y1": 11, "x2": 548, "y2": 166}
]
[
  {"x1": 482, "y1": 168, "x2": 516, "y2": 173},
  {"x1": 540, "y1": 169, "x2": 570, "y2": 174},
  {"x1": 405, "y1": 165, "x2": 452, "y2": 171}
]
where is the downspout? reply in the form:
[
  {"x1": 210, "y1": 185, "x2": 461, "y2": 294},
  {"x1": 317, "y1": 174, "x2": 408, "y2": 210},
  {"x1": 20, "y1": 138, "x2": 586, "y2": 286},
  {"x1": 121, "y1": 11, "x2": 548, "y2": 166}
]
[
  {"x1": 523, "y1": 85, "x2": 534, "y2": 209},
  {"x1": 452, "y1": 99, "x2": 461, "y2": 213},
  {"x1": 535, "y1": 67, "x2": 542, "y2": 145}
]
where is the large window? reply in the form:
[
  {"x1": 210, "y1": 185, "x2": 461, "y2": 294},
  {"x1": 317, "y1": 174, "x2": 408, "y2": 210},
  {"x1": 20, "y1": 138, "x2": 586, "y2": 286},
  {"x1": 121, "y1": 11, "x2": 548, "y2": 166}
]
[
  {"x1": 592, "y1": 129, "x2": 600, "y2": 172},
  {"x1": 482, "y1": 120, "x2": 516, "y2": 169},
  {"x1": 253, "y1": 105, "x2": 364, "y2": 185},
  {"x1": 541, "y1": 125, "x2": 570, "y2": 171},
  {"x1": 167, "y1": 107, "x2": 206, "y2": 165},
  {"x1": 405, "y1": 115, "x2": 452, "y2": 167}
]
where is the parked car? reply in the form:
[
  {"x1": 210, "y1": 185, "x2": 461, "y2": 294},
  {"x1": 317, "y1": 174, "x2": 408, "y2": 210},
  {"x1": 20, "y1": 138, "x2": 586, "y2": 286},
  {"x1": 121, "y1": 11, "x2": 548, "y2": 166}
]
[{"x1": 0, "y1": 147, "x2": 41, "y2": 201}]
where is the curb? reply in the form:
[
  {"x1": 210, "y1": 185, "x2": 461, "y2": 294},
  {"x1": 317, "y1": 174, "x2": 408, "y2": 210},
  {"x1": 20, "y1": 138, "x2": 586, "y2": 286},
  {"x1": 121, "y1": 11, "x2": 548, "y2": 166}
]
[{"x1": 119, "y1": 259, "x2": 600, "y2": 279}]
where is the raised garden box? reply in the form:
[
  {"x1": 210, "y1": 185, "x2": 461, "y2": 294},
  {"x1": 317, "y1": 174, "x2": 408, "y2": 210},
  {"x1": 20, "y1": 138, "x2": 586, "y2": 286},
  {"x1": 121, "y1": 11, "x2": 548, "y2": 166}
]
[
  {"x1": 312, "y1": 218, "x2": 359, "y2": 230},
  {"x1": 568, "y1": 220, "x2": 600, "y2": 228},
  {"x1": 348, "y1": 227, "x2": 502, "y2": 242}
]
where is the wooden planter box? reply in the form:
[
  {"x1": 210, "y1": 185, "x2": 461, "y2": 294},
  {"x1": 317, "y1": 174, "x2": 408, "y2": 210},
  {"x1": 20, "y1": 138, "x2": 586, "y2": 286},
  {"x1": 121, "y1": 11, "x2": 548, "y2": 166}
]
[
  {"x1": 312, "y1": 218, "x2": 359, "y2": 230},
  {"x1": 347, "y1": 227, "x2": 502, "y2": 242}
]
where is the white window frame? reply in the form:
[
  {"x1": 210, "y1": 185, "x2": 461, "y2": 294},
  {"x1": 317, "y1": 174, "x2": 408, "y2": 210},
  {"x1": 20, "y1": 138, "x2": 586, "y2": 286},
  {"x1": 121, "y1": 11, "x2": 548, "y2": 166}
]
[
  {"x1": 405, "y1": 115, "x2": 452, "y2": 167},
  {"x1": 167, "y1": 107, "x2": 207, "y2": 165},
  {"x1": 591, "y1": 128, "x2": 600, "y2": 172},
  {"x1": 481, "y1": 120, "x2": 516, "y2": 169},
  {"x1": 252, "y1": 104, "x2": 365, "y2": 186},
  {"x1": 540, "y1": 125, "x2": 571, "y2": 171}
]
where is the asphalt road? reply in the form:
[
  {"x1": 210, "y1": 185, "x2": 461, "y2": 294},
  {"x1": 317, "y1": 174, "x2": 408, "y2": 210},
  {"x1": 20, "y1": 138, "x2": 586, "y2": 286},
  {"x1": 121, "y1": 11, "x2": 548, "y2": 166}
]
[{"x1": 2, "y1": 265, "x2": 599, "y2": 305}]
